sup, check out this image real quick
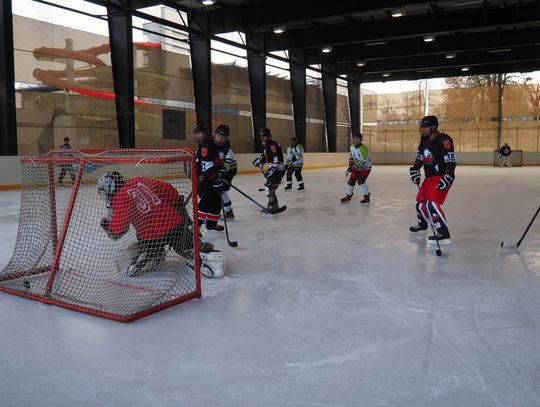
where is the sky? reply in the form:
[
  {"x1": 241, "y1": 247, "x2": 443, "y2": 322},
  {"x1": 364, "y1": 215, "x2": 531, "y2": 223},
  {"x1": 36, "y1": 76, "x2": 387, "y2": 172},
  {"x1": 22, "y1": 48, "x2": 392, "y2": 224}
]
[{"x1": 10, "y1": 0, "x2": 537, "y2": 94}]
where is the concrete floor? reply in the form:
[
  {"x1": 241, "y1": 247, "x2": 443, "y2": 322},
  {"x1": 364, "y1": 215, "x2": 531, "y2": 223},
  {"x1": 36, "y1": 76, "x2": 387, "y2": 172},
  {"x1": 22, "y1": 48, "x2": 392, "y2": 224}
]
[{"x1": 0, "y1": 165, "x2": 539, "y2": 407}]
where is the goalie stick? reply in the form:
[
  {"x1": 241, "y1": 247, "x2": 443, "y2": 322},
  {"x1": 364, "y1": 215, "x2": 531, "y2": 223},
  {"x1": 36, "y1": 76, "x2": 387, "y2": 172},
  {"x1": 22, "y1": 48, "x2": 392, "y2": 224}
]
[
  {"x1": 223, "y1": 179, "x2": 287, "y2": 215},
  {"x1": 417, "y1": 184, "x2": 442, "y2": 257},
  {"x1": 501, "y1": 203, "x2": 540, "y2": 249},
  {"x1": 221, "y1": 196, "x2": 238, "y2": 247}
]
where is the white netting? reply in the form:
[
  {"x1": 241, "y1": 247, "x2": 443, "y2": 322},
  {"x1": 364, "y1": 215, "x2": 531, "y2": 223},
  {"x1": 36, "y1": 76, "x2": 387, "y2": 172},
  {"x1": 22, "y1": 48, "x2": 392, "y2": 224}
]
[{"x1": 0, "y1": 148, "x2": 200, "y2": 321}]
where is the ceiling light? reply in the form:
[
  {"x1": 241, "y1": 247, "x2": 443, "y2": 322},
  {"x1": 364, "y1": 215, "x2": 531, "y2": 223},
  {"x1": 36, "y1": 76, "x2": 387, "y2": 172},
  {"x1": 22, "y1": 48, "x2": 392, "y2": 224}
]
[
  {"x1": 452, "y1": 0, "x2": 484, "y2": 6},
  {"x1": 322, "y1": 46, "x2": 333, "y2": 53},
  {"x1": 488, "y1": 48, "x2": 512, "y2": 53},
  {"x1": 365, "y1": 41, "x2": 388, "y2": 46},
  {"x1": 423, "y1": 34, "x2": 436, "y2": 42},
  {"x1": 461, "y1": 66, "x2": 470, "y2": 72},
  {"x1": 445, "y1": 53, "x2": 456, "y2": 59},
  {"x1": 201, "y1": 0, "x2": 215, "y2": 4},
  {"x1": 356, "y1": 61, "x2": 366, "y2": 67},
  {"x1": 382, "y1": 72, "x2": 391, "y2": 77},
  {"x1": 391, "y1": 8, "x2": 405, "y2": 18},
  {"x1": 273, "y1": 26, "x2": 286, "y2": 34},
  {"x1": 417, "y1": 69, "x2": 435, "y2": 73}
]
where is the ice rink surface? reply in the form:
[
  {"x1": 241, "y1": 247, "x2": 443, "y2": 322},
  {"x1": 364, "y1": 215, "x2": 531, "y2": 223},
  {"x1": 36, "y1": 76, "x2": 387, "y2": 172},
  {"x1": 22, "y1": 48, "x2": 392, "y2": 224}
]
[{"x1": 1, "y1": 165, "x2": 540, "y2": 407}]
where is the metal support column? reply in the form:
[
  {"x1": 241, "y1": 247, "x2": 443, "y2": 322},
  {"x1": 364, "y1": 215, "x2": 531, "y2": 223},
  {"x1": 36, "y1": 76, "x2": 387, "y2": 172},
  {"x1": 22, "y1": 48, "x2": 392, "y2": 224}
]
[
  {"x1": 189, "y1": 14, "x2": 212, "y2": 132},
  {"x1": 108, "y1": 5, "x2": 135, "y2": 148},
  {"x1": 289, "y1": 50, "x2": 307, "y2": 150},
  {"x1": 246, "y1": 32, "x2": 266, "y2": 153},
  {"x1": 0, "y1": 0, "x2": 17, "y2": 155},
  {"x1": 347, "y1": 74, "x2": 361, "y2": 137},
  {"x1": 322, "y1": 63, "x2": 337, "y2": 152}
]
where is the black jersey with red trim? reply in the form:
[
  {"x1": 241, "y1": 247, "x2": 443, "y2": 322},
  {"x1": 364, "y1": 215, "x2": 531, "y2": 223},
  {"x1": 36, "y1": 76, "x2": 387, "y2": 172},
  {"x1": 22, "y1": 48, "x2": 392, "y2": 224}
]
[
  {"x1": 413, "y1": 131, "x2": 456, "y2": 177},
  {"x1": 196, "y1": 136, "x2": 226, "y2": 180},
  {"x1": 257, "y1": 140, "x2": 285, "y2": 170}
]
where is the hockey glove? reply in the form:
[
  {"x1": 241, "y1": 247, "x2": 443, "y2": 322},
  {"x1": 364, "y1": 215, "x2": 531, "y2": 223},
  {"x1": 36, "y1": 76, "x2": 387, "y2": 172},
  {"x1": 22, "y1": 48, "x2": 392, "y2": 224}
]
[
  {"x1": 436, "y1": 172, "x2": 455, "y2": 190},
  {"x1": 409, "y1": 167, "x2": 421, "y2": 185},
  {"x1": 348, "y1": 158, "x2": 354, "y2": 167},
  {"x1": 212, "y1": 179, "x2": 225, "y2": 196},
  {"x1": 252, "y1": 157, "x2": 263, "y2": 168},
  {"x1": 100, "y1": 217, "x2": 125, "y2": 240},
  {"x1": 264, "y1": 168, "x2": 276, "y2": 179}
]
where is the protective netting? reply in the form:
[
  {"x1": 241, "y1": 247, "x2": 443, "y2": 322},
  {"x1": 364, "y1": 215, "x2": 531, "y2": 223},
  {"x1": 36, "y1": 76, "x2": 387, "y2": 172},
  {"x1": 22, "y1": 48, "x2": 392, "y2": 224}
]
[{"x1": 0, "y1": 148, "x2": 200, "y2": 321}]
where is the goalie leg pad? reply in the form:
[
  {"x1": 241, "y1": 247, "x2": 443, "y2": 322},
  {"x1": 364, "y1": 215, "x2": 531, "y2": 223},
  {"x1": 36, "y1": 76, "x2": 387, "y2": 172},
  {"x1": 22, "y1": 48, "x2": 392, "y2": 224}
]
[{"x1": 200, "y1": 250, "x2": 225, "y2": 278}]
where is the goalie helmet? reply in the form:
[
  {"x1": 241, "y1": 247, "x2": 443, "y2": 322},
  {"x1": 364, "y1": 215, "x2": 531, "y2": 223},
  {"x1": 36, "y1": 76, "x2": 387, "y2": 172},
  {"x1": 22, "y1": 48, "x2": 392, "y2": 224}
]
[
  {"x1": 97, "y1": 171, "x2": 125, "y2": 205},
  {"x1": 420, "y1": 115, "x2": 439, "y2": 132}
]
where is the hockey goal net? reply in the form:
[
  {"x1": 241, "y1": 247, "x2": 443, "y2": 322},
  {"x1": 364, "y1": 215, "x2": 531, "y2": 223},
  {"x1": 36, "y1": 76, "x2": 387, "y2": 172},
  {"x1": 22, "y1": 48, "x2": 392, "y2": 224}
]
[{"x1": 0, "y1": 148, "x2": 201, "y2": 321}]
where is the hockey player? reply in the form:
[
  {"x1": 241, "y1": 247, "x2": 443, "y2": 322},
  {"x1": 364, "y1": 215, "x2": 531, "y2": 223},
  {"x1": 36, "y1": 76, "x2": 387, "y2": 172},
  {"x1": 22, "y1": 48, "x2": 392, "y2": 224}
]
[
  {"x1": 409, "y1": 115, "x2": 456, "y2": 245},
  {"x1": 220, "y1": 133, "x2": 238, "y2": 220},
  {"x1": 340, "y1": 132, "x2": 372, "y2": 204},
  {"x1": 196, "y1": 124, "x2": 230, "y2": 232},
  {"x1": 252, "y1": 128, "x2": 286, "y2": 212},
  {"x1": 285, "y1": 137, "x2": 305, "y2": 191},
  {"x1": 58, "y1": 137, "x2": 76, "y2": 186}
]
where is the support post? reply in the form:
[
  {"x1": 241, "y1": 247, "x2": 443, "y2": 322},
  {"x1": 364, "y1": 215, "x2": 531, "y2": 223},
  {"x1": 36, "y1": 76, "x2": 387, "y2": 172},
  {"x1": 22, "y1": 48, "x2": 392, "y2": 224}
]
[
  {"x1": 189, "y1": 14, "x2": 212, "y2": 132},
  {"x1": 322, "y1": 63, "x2": 337, "y2": 152},
  {"x1": 289, "y1": 50, "x2": 307, "y2": 150},
  {"x1": 108, "y1": 6, "x2": 135, "y2": 148},
  {"x1": 0, "y1": 0, "x2": 17, "y2": 155},
  {"x1": 246, "y1": 32, "x2": 266, "y2": 153}
]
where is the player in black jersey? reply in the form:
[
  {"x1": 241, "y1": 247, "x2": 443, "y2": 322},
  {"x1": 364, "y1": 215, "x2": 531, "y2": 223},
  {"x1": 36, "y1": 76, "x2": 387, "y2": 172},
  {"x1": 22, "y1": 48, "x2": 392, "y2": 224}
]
[
  {"x1": 252, "y1": 128, "x2": 286, "y2": 212},
  {"x1": 408, "y1": 115, "x2": 456, "y2": 245},
  {"x1": 196, "y1": 124, "x2": 230, "y2": 232}
]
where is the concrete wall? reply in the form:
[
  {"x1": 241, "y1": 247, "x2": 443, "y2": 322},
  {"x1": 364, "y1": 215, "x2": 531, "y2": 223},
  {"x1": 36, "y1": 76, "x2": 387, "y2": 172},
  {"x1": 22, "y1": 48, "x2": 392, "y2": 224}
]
[{"x1": 1, "y1": 152, "x2": 537, "y2": 189}]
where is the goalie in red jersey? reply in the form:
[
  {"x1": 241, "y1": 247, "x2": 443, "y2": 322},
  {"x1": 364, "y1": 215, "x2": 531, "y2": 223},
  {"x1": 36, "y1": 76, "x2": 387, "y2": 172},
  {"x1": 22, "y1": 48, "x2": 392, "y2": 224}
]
[{"x1": 97, "y1": 172, "x2": 221, "y2": 277}]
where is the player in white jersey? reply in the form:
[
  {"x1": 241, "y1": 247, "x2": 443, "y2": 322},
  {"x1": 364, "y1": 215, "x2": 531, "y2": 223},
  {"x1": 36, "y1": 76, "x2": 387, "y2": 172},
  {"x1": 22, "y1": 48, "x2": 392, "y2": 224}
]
[
  {"x1": 284, "y1": 137, "x2": 305, "y2": 191},
  {"x1": 340, "y1": 133, "x2": 372, "y2": 205},
  {"x1": 221, "y1": 139, "x2": 238, "y2": 219}
]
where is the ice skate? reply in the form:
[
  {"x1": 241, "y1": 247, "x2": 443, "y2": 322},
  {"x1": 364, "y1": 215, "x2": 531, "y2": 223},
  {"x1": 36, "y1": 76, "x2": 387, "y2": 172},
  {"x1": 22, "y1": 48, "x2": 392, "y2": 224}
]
[
  {"x1": 225, "y1": 209, "x2": 235, "y2": 220},
  {"x1": 297, "y1": 184, "x2": 305, "y2": 191},
  {"x1": 360, "y1": 193, "x2": 370, "y2": 205},
  {"x1": 340, "y1": 193, "x2": 353, "y2": 203},
  {"x1": 284, "y1": 184, "x2": 292, "y2": 191},
  {"x1": 409, "y1": 223, "x2": 428, "y2": 233},
  {"x1": 206, "y1": 224, "x2": 224, "y2": 232},
  {"x1": 428, "y1": 233, "x2": 452, "y2": 245}
]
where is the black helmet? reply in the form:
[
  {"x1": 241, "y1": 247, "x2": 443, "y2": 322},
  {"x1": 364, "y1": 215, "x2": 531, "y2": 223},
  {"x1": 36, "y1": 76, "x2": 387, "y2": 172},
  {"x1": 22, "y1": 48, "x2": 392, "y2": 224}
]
[
  {"x1": 419, "y1": 115, "x2": 438, "y2": 132},
  {"x1": 353, "y1": 132, "x2": 363, "y2": 139},
  {"x1": 193, "y1": 124, "x2": 207, "y2": 135},
  {"x1": 290, "y1": 137, "x2": 297, "y2": 142},
  {"x1": 215, "y1": 123, "x2": 230, "y2": 137},
  {"x1": 259, "y1": 128, "x2": 272, "y2": 137}
]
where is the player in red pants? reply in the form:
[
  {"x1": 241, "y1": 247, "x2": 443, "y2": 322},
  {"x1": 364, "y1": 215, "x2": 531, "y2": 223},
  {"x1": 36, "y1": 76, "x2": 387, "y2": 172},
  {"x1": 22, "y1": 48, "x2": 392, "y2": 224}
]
[{"x1": 408, "y1": 115, "x2": 456, "y2": 245}]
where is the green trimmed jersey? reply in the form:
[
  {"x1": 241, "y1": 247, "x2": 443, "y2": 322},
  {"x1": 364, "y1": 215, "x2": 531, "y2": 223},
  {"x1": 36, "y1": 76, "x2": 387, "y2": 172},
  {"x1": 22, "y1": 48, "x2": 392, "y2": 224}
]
[
  {"x1": 350, "y1": 143, "x2": 371, "y2": 170},
  {"x1": 286, "y1": 143, "x2": 304, "y2": 167}
]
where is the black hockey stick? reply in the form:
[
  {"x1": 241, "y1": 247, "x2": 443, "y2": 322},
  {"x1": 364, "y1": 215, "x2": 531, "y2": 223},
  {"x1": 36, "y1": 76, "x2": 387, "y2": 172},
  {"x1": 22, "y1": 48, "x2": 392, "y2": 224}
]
[
  {"x1": 221, "y1": 196, "x2": 238, "y2": 247},
  {"x1": 223, "y1": 180, "x2": 286, "y2": 215},
  {"x1": 417, "y1": 184, "x2": 442, "y2": 257},
  {"x1": 501, "y1": 203, "x2": 540, "y2": 249}
]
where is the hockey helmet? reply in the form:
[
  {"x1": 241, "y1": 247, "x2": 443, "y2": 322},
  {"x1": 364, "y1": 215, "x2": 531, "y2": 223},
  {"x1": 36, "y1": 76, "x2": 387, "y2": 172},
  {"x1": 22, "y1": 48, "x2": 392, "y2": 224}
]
[
  {"x1": 215, "y1": 123, "x2": 230, "y2": 137},
  {"x1": 97, "y1": 171, "x2": 125, "y2": 205},
  {"x1": 353, "y1": 132, "x2": 363, "y2": 140},
  {"x1": 193, "y1": 124, "x2": 207, "y2": 135},
  {"x1": 259, "y1": 128, "x2": 272, "y2": 138},
  {"x1": 420, "y1": 115, "x2": 439, "y2": 132}
]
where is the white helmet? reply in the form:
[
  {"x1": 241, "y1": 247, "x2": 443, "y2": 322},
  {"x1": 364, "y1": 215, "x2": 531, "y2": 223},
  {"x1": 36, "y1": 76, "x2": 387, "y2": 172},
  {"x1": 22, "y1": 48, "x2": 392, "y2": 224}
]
[{"x1": 97, "y1": 171, "x2": 124, "y2": 205}]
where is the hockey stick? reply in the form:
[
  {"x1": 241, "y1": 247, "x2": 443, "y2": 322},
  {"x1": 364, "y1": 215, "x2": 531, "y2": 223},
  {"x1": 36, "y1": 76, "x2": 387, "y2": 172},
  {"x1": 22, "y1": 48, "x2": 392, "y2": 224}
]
[
  {"x1": 223, "y1": 179, "x2": 286, "y2": 214},
  {"x1": 501, "y1": 203, "x2": 540, "y2": 249},
  {"x1": 417, "y1": 184, "x2": 442, "y2": 257},
  {"x1": 221, "y1": 195, "x2": 238, "y2": 247}
]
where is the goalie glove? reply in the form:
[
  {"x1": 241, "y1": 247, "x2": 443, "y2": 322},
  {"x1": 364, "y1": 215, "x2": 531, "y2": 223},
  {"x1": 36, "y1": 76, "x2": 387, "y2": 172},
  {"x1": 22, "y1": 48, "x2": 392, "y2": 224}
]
[
  {"x1": 409, "y1": 167, "x2": 421, "y2": 185},
  {"x1": 436, "y1": 172, "x2": 455, "y2": 190},
  {"x1": 100, "y1": 217, "x2": 126, "y2": 240}
]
